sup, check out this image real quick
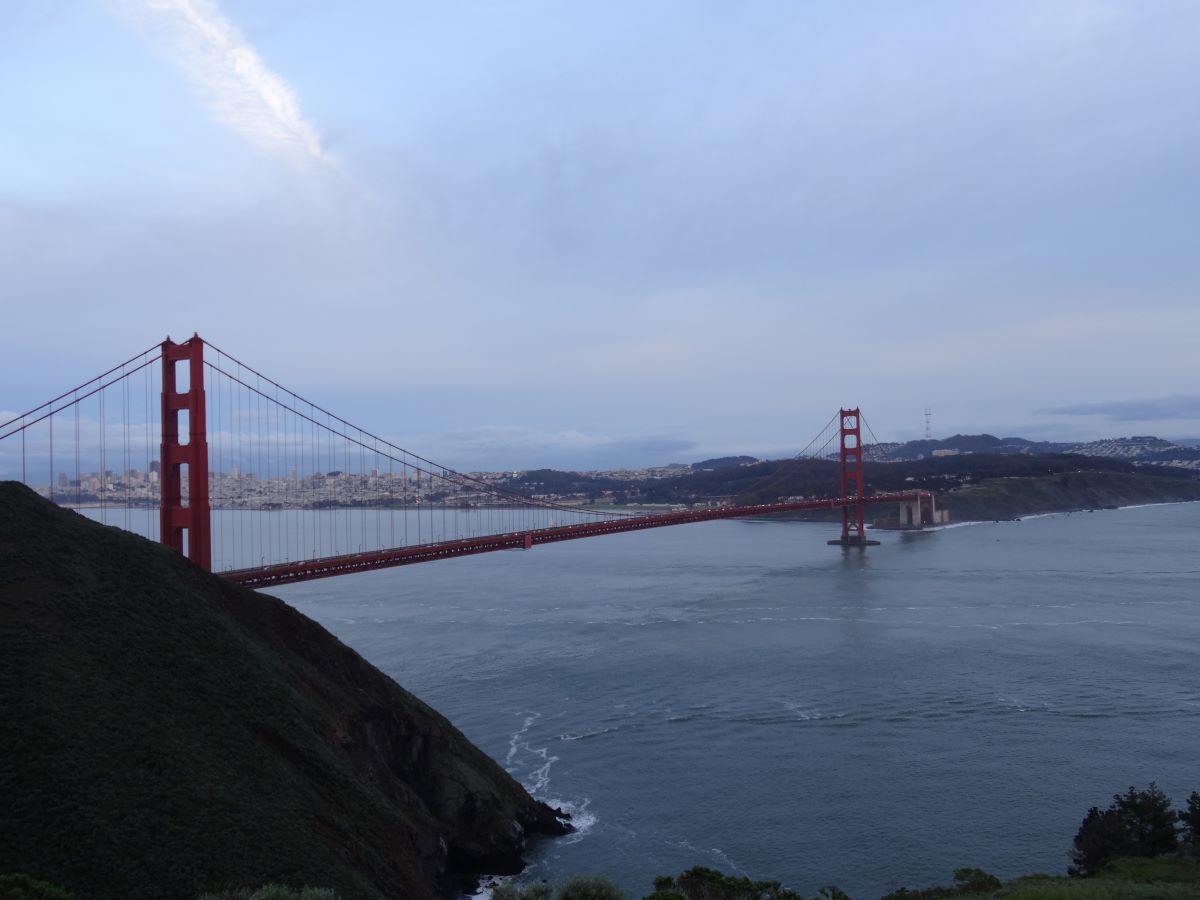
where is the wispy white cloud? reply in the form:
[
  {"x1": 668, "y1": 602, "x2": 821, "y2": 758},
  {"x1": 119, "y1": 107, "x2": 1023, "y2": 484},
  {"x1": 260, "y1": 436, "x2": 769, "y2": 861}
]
[{"x1": 117, "y1": 0, "x2": 329, "y2": 168}]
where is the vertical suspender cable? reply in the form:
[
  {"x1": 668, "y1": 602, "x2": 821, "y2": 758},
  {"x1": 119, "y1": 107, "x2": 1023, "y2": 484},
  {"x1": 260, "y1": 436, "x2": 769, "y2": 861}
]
[
  {"x1": 74, "y1": 398, "x2": 80, "y2": 509},
  {"x1": 209, "y1": 361, "x2": 217, "y2": 569},
  {"x1": 271, "y1": 383, "x2": 278, "y2": 565},
  {"x1": 259, "y1": 381, "x2": 266, "y2": 566},
  {"x1": 48, "y1": 405, "x2": 54, "y2": 504},
  {"x1": 123, "y1": 373, "x2": 129, "y2": 531},
  {"x1": 145, "y1": 363, "x2": 151, "y2": 541},
  {"x1": 99, "y1": 388, "x2": 105, "y2": 524},
  {"x1": 357, "y1": 435, "x2": 363, "y2": 552},
  {"x1": 345, "y1": 421, "x2": 351, "y2": 554},
  {"x1": 235, "y1": 367, "x2": 242, "y2": 571}
]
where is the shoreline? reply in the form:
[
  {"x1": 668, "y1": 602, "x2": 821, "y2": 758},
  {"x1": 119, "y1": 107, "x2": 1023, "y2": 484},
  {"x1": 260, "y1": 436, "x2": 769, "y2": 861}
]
[{"x1": 900, "y1": 497, "x2": 1200, "y2": 532}]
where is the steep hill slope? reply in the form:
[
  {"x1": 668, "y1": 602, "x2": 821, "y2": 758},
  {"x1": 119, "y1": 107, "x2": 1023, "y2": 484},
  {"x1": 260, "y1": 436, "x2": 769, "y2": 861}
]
[
  {"x1": 0, "y1": 483, "x2": 567, "y2": 900},
  {"x1": 936, "y1": 470, "x2": 1200, "y2": 521}
]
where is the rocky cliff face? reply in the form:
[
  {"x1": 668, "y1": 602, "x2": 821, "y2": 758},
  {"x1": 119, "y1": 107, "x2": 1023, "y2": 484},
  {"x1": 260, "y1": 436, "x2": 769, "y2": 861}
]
[{"x1": 0, "y1": 482, "x2": 568, "y2": 900}]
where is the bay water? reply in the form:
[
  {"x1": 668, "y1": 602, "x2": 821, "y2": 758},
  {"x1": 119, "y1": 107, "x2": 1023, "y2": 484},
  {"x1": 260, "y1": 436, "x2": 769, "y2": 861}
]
[{"x1": 95, "y1": 502, "x2": 1200, "y2": 896}]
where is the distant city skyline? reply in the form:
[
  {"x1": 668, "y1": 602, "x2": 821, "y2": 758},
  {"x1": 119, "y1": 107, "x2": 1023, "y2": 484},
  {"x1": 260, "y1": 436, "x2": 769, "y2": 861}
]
[{"x1": 3, "y1": 2, "x2": 1199, "y2": 470}]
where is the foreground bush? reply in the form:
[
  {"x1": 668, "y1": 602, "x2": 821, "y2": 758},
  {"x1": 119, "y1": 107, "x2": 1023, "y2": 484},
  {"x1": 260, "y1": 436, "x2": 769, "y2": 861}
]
[
  {"x1": 1184, "y1": 792, "x2": 1200, "y2": 852},
  {"x1": 1070, "y1": 783, "x2": 1180, "y2": 875},
  {"x1": 198, "y1": 886, "x2": 336, "y2": 900},
  {"x1": 493, "y1": 875, "x2": 622, "y2": 900},
  {"x1": 0, "y1": 875, "x2": 76, "y2": 900},
  {"x1": 645, "y1": 866, "x2": 843, "y2": 900},
  {"x1": 881, "y1": 867, "x2": 1001, "y2": 899}
]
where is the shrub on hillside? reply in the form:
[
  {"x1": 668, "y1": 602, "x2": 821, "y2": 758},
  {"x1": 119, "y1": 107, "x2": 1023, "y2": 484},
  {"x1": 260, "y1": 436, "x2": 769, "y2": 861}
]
[
  {"x1": 556, "y1": 876, "x2": 625, "y2": 900},
  {"x1": 881, "y1": 867, "x2": 1001, "y2": 899},
  {"x1": 493, "y1": 876, "x2": 621, "y2": 900},
  {"x1": 1114, "y1": 783, "x2": 1179, "y2": 857},
  {"x1": 197, "y1": 886, "x2": 336, "y2": 900},
  {"x1": 1182, "y1": 792, "x2": 1200, "y2": 852},
  {"x1": 1069, "y1": 807, "x2": 1128, "y2": 877},
  {"x1": 1070, "y1": 783, "x2": 1179, "y2": 875},
  {"x1": 648, "y1": 866, "x2": 808, "y2": 900}
]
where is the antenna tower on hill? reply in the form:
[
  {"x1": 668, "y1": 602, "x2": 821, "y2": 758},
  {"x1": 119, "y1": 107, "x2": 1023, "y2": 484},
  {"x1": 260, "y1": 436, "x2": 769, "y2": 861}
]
[{"x1": 924, "y1": 407, "x2": 932, "y2": 440}]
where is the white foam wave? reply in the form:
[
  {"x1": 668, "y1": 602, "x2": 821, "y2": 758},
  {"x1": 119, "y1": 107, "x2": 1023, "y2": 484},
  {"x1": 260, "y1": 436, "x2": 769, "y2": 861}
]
[
  {"x1": 921, "y1": 506, "x2": 1178, "y2": 529},
  {"x1": 1119, "y1": 500, "x2": 1195, "y2": 510},
  {"x1": 558, "y1": 726, "x2": 618, "y2": 742},
  {"x1": 709, "y1": 847, "x2": 750, "y2": 876},
  {"x1": 523, "y1": 745, "x2": 559, "y2": 795},
  {"x1": 545, "y1": 795, "x2": 597, "y2": 845},
  {"x1": 998, "y1": 695, "x2": 1050, "y2": 713},
  {"x1": 465, "y1": 879, "x2": 499, "y2": 899},
  {"x1": 506, "y1": 712, "x2": 539, "y2": 767},
  {"x1": 920, "y1": 520, "x2": 988, "y2": 531},
  {"x1": 503, "y1": 712, "x2": 597, "y2": 848},
  {"x1": 781, "y1": 699, "x2": 845, "y2": 722}
]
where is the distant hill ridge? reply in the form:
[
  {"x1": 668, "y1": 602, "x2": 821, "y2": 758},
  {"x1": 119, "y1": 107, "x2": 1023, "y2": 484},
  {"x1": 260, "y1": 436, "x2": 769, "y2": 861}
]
[
  {"x1": 690, "y1": 455, "x2": 759, "y2": 471},
  {"x1": 862, "y1": 433, "x2": 1200, "y2": 469},
  {"x1": 0, "y1": 482, "x2": 567, "y2": 900}
]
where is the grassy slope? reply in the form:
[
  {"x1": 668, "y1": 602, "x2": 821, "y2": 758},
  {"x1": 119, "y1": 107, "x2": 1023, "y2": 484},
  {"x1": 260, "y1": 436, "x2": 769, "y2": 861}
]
[
  {"x1": 943, "y1": 859, "x2": 1200, "y2": 899},
  {"x1": 0, "y1": 483, "x2": 564, "y2": 900}
]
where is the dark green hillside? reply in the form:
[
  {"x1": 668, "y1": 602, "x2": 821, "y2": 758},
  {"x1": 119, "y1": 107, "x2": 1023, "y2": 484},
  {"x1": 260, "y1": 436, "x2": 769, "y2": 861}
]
[
  {"x1": 0, "y1": 483, "x2": 566, "y2": 900},
  {"x1": 935, "y1": 470, "x2": 1200, "y2": 521}
]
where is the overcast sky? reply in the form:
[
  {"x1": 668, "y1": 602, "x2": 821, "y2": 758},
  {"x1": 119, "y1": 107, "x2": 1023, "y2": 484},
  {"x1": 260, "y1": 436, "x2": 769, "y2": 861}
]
[{"x1": 3, "y1": 1, "x2": 1199, "y2": 469}]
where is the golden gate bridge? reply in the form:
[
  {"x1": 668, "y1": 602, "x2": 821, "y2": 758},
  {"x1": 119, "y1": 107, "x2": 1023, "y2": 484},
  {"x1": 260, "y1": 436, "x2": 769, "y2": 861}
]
[{"x1": 0, "y1": 335, "x2": 941, "y2": 588}]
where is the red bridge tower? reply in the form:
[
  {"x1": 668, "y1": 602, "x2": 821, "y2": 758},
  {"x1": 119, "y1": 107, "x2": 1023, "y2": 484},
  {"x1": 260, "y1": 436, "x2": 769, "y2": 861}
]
[
  {"x1": 160, "y1": 336, "x2": 212, "y2": 570},
  {"x1": 829, "y1": 407, "x2": 879, "y2": 547}
]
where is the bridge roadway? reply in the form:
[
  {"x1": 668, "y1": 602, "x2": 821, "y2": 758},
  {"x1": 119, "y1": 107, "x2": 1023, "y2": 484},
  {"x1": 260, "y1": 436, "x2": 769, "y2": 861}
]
[{"x1": 224, "y1": 491, "x2": 930, "y2": 589}]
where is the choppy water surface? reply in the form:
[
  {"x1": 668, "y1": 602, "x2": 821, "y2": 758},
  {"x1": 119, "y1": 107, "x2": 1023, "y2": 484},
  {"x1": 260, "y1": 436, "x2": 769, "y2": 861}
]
[{"x1": 273, "y1": 504, "x2": 1200, "y2": 898}]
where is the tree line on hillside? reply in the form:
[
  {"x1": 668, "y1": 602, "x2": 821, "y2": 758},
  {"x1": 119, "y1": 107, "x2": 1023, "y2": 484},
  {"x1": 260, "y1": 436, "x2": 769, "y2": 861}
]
[{"x1": 1070, "y1": 783, "x2": 1200, "y2": 875}]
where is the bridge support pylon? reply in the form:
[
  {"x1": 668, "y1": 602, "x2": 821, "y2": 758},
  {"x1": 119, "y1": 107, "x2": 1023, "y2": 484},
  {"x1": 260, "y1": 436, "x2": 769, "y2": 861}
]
[
  {"x1": 827, "y1": 407, "x2": 880, "y2": 547},
  {"x1": 160, "y1": 335, "x2": 212, "y2": 571}
]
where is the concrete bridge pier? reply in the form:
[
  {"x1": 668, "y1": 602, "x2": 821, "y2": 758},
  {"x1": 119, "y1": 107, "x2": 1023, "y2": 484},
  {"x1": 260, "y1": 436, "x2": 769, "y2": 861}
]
[{"x1": 898, "y1": 494, "x2": 949, "y2": 528}]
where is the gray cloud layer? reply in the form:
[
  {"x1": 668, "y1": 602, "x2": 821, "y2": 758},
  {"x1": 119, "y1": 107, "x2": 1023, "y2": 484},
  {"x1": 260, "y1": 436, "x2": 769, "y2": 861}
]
[
  {"x1": 3, "y1": 2, "x2": 1200, "y2": 467},
  {"x1": 1042, "y1": 396, "x2": 1200, "y2": 422}
]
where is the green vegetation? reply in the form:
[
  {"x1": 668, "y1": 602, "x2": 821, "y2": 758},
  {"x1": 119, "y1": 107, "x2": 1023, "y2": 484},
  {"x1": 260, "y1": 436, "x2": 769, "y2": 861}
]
[
  {"x1": 494, "y1": 875, "x2": 624, "y2": 900},
  {"x1": 880, "y1": 867, "x2": 1001, "y2": 898},
  {"x1": 950, "y1": 866, "x2": 1200, "y2": 898},
  {"x1": 1071, "y1": 785, "x2": 1187, "y2": 875},
  {"x1": 198, "y1": 887, "x2": 336, "y2": 900},
  {"x1": 646, "y1": 866, "x2": 807, "y2": 899},
  {"x1": 1184, "y1": 794, "x2": 1200, "y2": 853},
  {"x1": 692, "y1": 456, "x2": 760, "y2": 471},
  {"x1": 935, "y1": 471, "x2": 1200, "y2": 522},
  {"x1": 502, "y1": 859, "x2": 1200, "y2": 900},
  {"x1": 0, "y1": 875, "x2": 77, "y2": 900},
  {"x1": 0, "y1": 483, "x2": 565, "y2": 900}
]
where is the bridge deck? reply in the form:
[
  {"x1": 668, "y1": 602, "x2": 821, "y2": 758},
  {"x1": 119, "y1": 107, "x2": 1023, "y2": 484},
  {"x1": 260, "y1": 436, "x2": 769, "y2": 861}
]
[{"x1": 224, "y1": 491, "x2": 928, "y2": 589}]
